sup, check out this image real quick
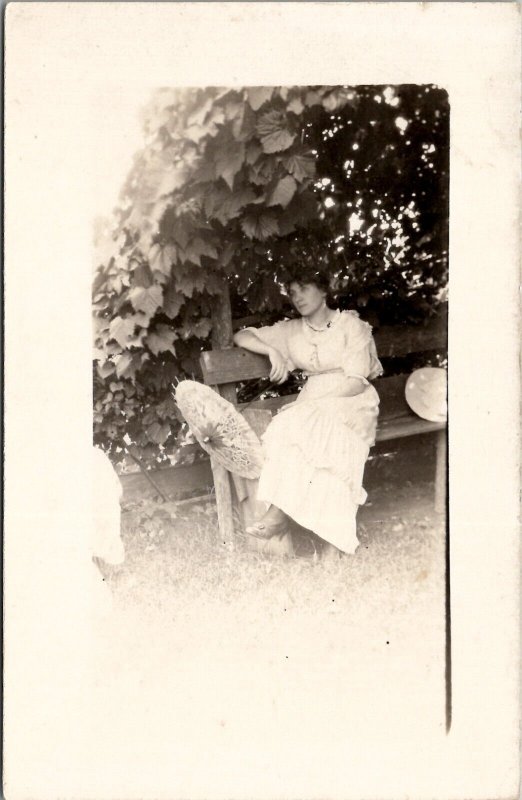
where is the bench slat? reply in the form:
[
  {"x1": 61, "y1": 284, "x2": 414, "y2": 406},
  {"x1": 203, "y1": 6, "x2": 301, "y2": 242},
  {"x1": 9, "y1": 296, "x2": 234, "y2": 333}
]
[
  {"x1": 200, "y1": 347, "x2": 269, "y2": 385},
  {"x1": 239, "y1": 375, "x2": 414, "y2": 421},
  {"x1": 376, "y1": 416, "x2": 445, "y2": 441},
  {"x1": 237, "y1": 374, "x2": 446, "y2": 442},
  {"x1": 239, "y1": 397, "x2": 443, "y2": 442},
  {"x1": 200, "y1": 308, "x2": 447, "y2": 385}
]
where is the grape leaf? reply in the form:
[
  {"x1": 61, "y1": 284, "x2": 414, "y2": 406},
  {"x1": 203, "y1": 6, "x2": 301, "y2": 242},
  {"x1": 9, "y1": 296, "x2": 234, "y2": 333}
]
[
  {"x1": 267, "y1": 175, "x2": 297, "y2": 208},
  {"x1": 214, "y1": 142, "x2": 245, "y2": 190},
  {"x1": 261, "y1": 129, "x2": 295, "y2": 154},
  {"x1": 128, "y1": 311, "x2": 151, "y2": 328},
  {"x1": 146, "y1": 324, "x2": 177, "y2": 356},
  {"x1": 231, "y1": 103, "x2": 256, "y2": 141},
  {"x1": 192, "y1": 160, "x2": 216, "y2": 184},
  {"x1": 179, "y1": 318, "x2": 212, "y2": 340},
  {"x1": 204, "y1": 105, "x2": 226, "y2": 136},
  {"x1": 182, "y1": 237, "x2": 218, "y2": 267},
  {"x1": 129, "y1": 285, "x2": 163, "y2": 315},
  {"x1": 92, "y1": 268, "x2": 109, "y2": 296},
  {"x1": 109, "y1": 316, "x2": 137, "y2": 348},
  {"x1": 146, "y1": 421, "x2": 171, "y2": 445},
  {"x1": 304, "y1": 91, "x2": 322, "y2": 107},
  {"x1": 168, "y1": 220, "x2": 191, "y2": 251},
  {"x1": 158, "y1": 167, "x2": 188, "y2": 196},
  {"x1": 132, "y1": 262, "x2": 153, "y2": 288},
  {"x1": 155, "y1": 394, "x2": 179, "y2": 420},
  {"x1": 127, "y1": 329, "x2": 148, "y2": 348},
  {"x1": 97, "y1": 360, "x2": 116, "y2": 379},
  {"x1": 245, "y1": 87, "x2": 273, "y2": 111},
  {"x1": 115, "y1": 352, "x2": 134, "y2": 378},
  {"x1": 257, "y1": 110, "x2": 295, "y2": 154},
  {"x1": 248, "y1": 156, "x2": 276, "y2": 186},
  {"x1": 93, "y1": 315, "x2": 110, "y2": 336},
  {"x1": 109, "y1": 275, "x2": 126, "y2": 294},
  {"x1": 287, "y1": 96, "x2": 304, "y2": 115},
  {"x1": 256, "y1": 109, "x2": 284, "y2": 135},
  {"x1": 321, "y1": 88, "x2": 354, "y2": 112},
  {"x1": 277, "y1": 215, "x2": 297, "y2": 236},
  {"x1": 241, "y1": 212, "x2": 279, "y2": 241},
  {"x1": 149, "y1": 243, "x2": 176, "y2": 276},
  {"x1": 321, "y1": 91, "x2": 340, "y2": 112},
  {"x1": 186, "y1": 105, "x2": 225, "y2": 142},
  {"x1": 245, "y1": 141, "x2": 262, "y2": 165},
  {"x1": 203, "y1": 271, "x2": 228, "y2": 295},
  {"x1": 150, "y1": 197, "x2": 170, "y2": 225},
  {"x1": 225, "y1": 100, "x2": 243, "y2": 121},
  {"x1": 105, "y1": 341, "x2": 123, "y2": 356},
  {"x1": 163, "y1": 284, "x2": 185, "y2": 318},
  {"x1": 282, "y1": 152, "x2": 316, "y2": 182},
  {"x1": 205, "y1": 186, "x2": 257, "y2": 225},
  {"x1": 187, "y1": 96, "x2": 213, "y2": 127},
  {"x1": 152, "y1": 269, "x2": 170, "y2": 286},
  {"x1": 218, "y1": 241, "x2": 237, "y2": 270},
  {"x1": 184, "y1": 125, "x2": 207, "y2": 144},
  {"x1": 175, "y1": 269, "x2": 206, "y2": 297},
  {"x1": 92, "y1": 293, "x2": 109, "y2": 311}
]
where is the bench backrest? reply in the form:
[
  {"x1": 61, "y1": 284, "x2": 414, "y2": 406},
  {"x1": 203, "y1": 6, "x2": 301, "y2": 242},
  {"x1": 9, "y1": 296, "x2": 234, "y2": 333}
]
[{"x1": 200, "y1": 306, "x2": 447, "y2": 423}]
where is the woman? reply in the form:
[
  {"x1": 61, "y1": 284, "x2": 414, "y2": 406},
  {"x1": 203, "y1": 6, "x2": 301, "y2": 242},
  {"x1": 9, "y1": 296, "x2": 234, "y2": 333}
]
[{"x1": 233, "y1": 271, "x2": 383, "y2": 558}]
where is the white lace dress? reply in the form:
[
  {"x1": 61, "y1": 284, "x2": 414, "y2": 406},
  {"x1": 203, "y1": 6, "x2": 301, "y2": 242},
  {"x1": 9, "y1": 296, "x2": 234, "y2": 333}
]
[{"x1": 243, "y1": 309, "x2": 383, "y2": 553}]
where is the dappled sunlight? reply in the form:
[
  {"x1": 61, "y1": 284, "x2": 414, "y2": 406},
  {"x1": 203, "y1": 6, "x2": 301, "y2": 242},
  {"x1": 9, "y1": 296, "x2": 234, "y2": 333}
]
[{"x1": 92, "y1": 84, "x2": 448, "y2": 467}]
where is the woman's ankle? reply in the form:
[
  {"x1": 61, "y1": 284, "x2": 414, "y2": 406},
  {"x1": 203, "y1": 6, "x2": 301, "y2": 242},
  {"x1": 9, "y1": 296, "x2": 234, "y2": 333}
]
[{"x1": 261, "y1": 506, "x2": 286, "y2": 524}]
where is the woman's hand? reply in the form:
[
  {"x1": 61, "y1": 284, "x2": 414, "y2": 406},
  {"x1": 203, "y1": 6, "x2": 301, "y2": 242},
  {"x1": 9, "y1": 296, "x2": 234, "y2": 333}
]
[
  {"x1": 233, "y1": 330, "x2": 290, "y2": 384},
  {"x1": 268, "y1": 347, "x2": 289, "y2": 384}
]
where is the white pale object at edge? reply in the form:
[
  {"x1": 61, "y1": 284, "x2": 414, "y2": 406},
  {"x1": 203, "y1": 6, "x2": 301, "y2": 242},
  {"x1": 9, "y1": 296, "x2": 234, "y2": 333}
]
[{"x1": 405, "y1": 367, "x2": 448, "y2": 423}]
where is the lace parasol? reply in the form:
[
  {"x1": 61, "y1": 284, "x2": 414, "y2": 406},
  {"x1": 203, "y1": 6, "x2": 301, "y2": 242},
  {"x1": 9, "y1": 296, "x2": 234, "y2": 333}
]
[{"x1": 173, "y1": 380, "x2": 264, "y2": 479}]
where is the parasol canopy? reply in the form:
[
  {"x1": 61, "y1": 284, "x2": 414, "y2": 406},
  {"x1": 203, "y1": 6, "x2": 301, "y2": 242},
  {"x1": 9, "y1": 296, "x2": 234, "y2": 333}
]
[
  {"x1": 173, "y1": 380, "x2": 264, "y2": 479},
  {"x1": 405, "y1": 367, "x2": 447, "y2": 423}
]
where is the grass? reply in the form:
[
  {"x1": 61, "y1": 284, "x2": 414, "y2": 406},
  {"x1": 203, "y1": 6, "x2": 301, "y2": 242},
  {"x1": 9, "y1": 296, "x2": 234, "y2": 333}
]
[
  {"x1": 90, "y1": 446, "x2": 448, "y2": 796},
  {"x1": 110, "y1": 468, "x2": 445, "y2": 644}
]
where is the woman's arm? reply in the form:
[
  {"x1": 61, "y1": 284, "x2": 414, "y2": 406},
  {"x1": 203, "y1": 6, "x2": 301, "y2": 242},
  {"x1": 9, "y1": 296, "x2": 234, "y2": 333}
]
[
  {"x1": 339, "y1": 312, "x2": 381, "y2": 394},
  {"x1": 233, "y1": 329, "x2": 289, "y2": 384},
  {"x1": 337, "y1": 376, "x2": 367, "y2": 397},
  {"x1": 233, "y1": 329, "x2": 273, "y2": 355}
]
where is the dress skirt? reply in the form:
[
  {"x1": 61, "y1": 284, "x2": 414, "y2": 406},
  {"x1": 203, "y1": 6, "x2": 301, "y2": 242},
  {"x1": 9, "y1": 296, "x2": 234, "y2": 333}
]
[{"x1": 256, "y1": 372, "x2": 380, "y2": 554}]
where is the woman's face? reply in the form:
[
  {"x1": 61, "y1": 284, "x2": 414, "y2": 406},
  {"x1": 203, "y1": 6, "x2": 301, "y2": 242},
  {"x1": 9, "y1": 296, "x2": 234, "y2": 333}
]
[{"x1": 288, "y1": 281, "x2": 326, "y2": 317}]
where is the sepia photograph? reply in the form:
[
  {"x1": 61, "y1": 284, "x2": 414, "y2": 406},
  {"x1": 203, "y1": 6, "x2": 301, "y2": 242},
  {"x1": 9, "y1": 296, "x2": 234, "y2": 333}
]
[
  {"x1": 4, "y1": 4, "x2": 519, "y2": 800},
  {"x1": 92, "y1": 81, "x2": 450, "y2": 725}
]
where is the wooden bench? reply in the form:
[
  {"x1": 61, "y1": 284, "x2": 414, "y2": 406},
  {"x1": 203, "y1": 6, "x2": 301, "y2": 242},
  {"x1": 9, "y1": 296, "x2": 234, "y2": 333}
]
[{"x1": 200, "y1": 305, "x2": 447, "y2": 547}]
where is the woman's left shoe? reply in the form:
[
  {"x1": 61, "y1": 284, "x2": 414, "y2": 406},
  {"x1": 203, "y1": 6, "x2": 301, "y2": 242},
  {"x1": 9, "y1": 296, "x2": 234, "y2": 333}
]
[{"x1": 246, "y1": 519, "x2": 288, "y2": 540}]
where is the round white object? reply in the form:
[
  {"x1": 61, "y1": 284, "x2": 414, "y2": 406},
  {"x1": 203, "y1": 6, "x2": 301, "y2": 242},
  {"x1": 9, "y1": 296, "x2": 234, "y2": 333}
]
[{"x1": 405, "y1": 367, "x2": 448, "y2": 422}]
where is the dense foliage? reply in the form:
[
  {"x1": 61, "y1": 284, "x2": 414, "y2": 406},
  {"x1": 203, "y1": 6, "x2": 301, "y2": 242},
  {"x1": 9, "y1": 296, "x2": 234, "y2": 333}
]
[{"x1": 93, "y1": 84, "x2": 449, "y2": 465}]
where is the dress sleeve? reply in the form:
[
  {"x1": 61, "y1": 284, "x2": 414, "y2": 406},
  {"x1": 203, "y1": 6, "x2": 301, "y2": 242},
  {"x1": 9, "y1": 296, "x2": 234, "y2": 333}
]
[
  {"x1": 340, "y1": 311, "x2": 383, "y2": 382},
  {"x1": 242, "y1": 320, "x2": 296, "y2": 369}
]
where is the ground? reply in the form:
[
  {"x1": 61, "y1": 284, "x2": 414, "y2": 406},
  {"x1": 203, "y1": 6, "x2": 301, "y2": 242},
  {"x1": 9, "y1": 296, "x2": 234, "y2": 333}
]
[
  {"x1": 111, "y1": 434, "x2": 445, "y2": 616},
  {"x1": 87, "y1": 434, "x2": 447, "y2": 794},
  {"x1": 103, "y1": 436, "x2": 446, "y2": 705}
]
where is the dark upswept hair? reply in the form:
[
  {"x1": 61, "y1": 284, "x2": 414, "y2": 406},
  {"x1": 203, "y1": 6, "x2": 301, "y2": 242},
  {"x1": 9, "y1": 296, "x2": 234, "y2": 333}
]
[{"x1": 284, "y1": 267, "x2": 337, "y2": 309}]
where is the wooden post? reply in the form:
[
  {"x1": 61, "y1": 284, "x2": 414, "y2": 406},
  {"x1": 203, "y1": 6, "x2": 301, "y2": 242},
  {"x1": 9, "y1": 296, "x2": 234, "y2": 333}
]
[
  {"x1": 434, "y1": 428, "x2": 447, "y2": 514},
  {"x1": 210, "y1": 280, "x2": 236, "y2": 547}
]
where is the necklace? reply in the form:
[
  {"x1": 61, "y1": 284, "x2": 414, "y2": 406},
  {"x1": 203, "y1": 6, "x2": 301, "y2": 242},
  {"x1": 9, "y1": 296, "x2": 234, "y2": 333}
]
[{"x1": 304, "y1": 311, "x2": 337, "y2": 332}]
